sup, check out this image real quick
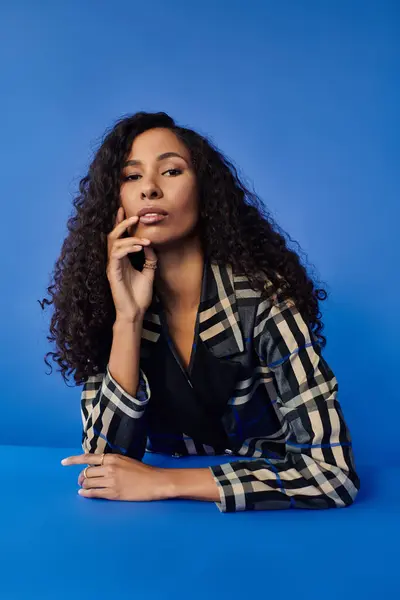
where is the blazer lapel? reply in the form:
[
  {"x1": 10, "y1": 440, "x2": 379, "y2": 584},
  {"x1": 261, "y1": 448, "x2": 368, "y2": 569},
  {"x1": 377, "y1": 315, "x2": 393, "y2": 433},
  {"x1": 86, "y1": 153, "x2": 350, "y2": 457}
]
[{"x1": 140, "y1": 258, "x2": 245, "y2": 360}]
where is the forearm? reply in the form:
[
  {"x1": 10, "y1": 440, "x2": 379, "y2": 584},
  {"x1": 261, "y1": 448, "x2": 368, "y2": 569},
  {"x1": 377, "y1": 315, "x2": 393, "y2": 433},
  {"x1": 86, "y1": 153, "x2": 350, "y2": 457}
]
[
  {"x1": 108, "y1": 316, "x2": 144, "y2": 397},
  {"x1": 81, "y1": 314, "x2": 150, "y2": 460},
  {"x1": 165, "y1": 467, "x2": 221, "y2": 503}
]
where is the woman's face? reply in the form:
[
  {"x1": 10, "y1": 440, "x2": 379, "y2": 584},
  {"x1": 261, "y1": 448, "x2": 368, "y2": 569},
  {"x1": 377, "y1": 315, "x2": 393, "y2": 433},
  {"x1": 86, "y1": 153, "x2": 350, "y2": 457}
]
[{"x1": 120, "y1": 127, "x2": 199, "y2": 247}]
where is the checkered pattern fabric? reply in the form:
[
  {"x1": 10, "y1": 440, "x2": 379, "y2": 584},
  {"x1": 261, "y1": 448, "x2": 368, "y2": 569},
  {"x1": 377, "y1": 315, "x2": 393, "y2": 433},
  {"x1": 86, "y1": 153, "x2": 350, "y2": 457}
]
[{"x1": 81, "y1": 260, "x2": 360, "y2": 512}]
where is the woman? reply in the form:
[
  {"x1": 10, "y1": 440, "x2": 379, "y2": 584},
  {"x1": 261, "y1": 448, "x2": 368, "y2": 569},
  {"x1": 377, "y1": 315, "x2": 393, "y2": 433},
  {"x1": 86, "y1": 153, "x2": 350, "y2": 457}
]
[{"x1": 41, "y1": 111, "x2": 360, "y2": 513}]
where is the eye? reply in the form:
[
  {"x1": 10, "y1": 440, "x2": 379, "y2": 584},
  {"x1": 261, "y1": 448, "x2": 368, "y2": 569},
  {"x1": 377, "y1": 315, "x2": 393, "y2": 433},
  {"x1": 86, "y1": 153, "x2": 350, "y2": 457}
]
[
  {"x1": 123, "y1": 168, "x2": 182, "y2": 182},
  {"x1": 164, "y1": 168, "x2": 182, "y2": 177}
]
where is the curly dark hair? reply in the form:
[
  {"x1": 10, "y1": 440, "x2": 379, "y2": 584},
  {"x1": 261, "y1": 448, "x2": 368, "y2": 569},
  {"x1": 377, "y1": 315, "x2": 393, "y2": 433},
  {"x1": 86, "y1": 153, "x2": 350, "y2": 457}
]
[{"x1": 38, "y1": 111, "x2": 328, "y2": 387}]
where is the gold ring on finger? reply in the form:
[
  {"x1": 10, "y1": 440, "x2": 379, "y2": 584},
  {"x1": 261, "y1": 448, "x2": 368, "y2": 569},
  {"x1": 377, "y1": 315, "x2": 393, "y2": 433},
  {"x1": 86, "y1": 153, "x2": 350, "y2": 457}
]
[{"x1": 83, "y1": 466, "x2": 89, "y2": 479}]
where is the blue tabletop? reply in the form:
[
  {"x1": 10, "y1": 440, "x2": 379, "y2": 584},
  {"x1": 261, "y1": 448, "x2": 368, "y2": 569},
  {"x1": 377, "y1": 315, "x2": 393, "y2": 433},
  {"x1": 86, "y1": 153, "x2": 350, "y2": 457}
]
[{"x1": 0, "y1": 445, "x2": 397, "y2": 600}]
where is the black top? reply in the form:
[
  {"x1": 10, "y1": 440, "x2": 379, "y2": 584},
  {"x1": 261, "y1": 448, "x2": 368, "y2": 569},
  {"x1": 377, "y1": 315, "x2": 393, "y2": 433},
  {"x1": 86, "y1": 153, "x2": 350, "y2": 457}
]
[{"x1": 141, "y1": 303, "x2": 232, "y2": 456}]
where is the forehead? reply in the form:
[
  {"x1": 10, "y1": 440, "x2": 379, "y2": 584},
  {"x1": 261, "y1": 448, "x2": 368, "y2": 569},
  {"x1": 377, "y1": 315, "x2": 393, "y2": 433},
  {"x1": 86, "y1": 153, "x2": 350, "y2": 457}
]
[{"x1": 127, "y1": 128, "x2": 189, "y2": 161}]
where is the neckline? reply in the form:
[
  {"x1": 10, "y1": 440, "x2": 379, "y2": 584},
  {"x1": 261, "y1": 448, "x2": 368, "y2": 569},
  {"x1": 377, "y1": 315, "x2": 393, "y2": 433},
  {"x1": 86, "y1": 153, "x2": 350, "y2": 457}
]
[{"x1": 159, "y1": 305, "x2": 200, "y2": 380}]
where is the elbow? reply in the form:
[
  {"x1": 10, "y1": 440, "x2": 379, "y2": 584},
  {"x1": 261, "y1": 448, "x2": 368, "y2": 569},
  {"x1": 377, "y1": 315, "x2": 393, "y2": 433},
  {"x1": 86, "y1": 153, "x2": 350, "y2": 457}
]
[
  {"x1": 340, "y1": 492, "x2": 358, "y2": 509},
  {"x1": 300, "y1": 456, "x2": 361, "y2": 509},
  {"x1": 334, "y1": 467, "x2": 361, "y2": 508},
  {"x1": 345, "y1": 467, "x2": 361, "y2": 507}
]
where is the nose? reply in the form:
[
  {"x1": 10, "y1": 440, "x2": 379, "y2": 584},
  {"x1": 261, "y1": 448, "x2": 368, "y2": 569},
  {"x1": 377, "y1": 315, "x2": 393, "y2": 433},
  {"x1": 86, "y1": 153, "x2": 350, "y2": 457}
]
[{"x1": 141, "y1": 181, "x2": 162, "y2": 199}]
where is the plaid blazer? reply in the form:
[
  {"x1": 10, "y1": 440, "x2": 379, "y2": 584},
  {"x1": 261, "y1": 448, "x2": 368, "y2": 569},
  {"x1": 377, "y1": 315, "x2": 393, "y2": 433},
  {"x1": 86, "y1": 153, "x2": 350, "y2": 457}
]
[{"x1": 81, "y1": 259, "x2": 360, "y2": 513}]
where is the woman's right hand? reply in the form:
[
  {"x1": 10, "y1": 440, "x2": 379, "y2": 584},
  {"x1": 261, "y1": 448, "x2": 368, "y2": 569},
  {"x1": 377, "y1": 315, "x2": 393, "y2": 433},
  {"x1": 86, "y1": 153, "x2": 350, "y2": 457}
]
[{"x1": 107, "y1": 206, "x2": 158, "y2": 322}]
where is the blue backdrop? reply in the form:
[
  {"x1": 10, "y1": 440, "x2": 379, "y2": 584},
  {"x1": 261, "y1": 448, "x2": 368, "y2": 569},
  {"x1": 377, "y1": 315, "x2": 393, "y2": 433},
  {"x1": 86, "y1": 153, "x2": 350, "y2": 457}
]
[{"x1": 1, "y1": 0, "x2": 398, "y2": 468}]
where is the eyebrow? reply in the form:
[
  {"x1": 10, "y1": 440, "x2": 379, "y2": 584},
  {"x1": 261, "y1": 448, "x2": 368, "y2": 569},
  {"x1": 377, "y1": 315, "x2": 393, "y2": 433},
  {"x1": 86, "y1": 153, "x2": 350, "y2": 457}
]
[{"x1": 123, "y1": 152, "x2": 188, "y2": 167}]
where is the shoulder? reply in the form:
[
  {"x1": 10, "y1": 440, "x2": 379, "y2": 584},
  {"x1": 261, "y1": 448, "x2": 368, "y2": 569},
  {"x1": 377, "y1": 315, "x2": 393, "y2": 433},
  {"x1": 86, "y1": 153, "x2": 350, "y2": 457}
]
[
  {"x1": 231, "y1": 263, "x2": 291, "y2": 311},
  {"x1": 253, "y1": 285, "x2": 317, "y2": 369}
]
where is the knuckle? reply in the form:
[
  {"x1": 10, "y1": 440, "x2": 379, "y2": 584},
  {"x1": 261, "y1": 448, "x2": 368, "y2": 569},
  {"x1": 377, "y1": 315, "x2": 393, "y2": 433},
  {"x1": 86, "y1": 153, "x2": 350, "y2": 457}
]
[{"x1": 112, "y1": 245, "x2": 123, "y2": 255}]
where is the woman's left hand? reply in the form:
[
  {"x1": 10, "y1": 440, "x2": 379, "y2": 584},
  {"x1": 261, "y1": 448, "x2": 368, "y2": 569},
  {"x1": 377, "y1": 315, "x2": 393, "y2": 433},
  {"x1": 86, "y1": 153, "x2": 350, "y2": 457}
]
[{"x1": 61, "y1": 453, "x2": 174, "y2": 501}]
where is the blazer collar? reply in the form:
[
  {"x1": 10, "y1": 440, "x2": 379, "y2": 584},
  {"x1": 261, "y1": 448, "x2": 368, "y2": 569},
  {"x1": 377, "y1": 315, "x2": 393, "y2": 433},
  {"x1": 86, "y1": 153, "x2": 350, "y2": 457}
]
[{"x1": 140, "y1": 259, "x2": 245, "y2": 361}]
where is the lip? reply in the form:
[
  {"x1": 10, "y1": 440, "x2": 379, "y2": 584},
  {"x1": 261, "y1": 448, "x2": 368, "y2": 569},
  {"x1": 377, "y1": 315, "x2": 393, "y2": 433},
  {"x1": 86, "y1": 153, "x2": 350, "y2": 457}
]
[
  {"x1": 137, "y1": 207, "x2": 169, "y2": 218},
  {"x1": 139, "y1": 214, "x2": 168, "y2": 225}
]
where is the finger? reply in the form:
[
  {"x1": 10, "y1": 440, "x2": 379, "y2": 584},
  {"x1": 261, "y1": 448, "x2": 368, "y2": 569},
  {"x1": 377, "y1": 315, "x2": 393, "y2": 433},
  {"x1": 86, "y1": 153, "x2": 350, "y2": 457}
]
[
  {"x1": 142, "y1": 244, "x2": 158, "y2": 263},
  {"x1": 112, "y1": 244, "x2": 147, "y2": 260},
  {"x1": 113, "y1": 237, "x2": 151, "y2": 247},
  {"x1": 115, "y1": 206, "x2": 123, "y2": 224},
  {"x1": 78, "y1": 465, "x2": 105, "y2": 484},
  {"x1": 61, "y1": 453, "x2": 103, "y2": 466},
  {"x1": 118, "y1": 215, "x2": 139, "y2": 236},
  {"x1": 78, "y1": 488, "x2": 115, "y2": 499},
  {"x1": 109, "y1": 215, "x2": 138, "y2": 242},
  {"x1": 81, "y1": 476, "x2": 109, "y2": 489},
  {"x1": 125, "y1": 214, "x2": 141, "y2": 238}
]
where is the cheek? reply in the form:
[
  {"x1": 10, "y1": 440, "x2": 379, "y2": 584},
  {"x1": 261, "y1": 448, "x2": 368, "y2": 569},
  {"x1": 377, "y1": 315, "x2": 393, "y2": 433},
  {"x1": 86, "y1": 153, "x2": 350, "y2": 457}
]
[
  {"x1": 174, "y1": 200, "x2": 199, "y2": 230},
  {"x1": 173, "y1": 174, "x2": 197, "y2": 200},
  {"x1": 175, "y1": 210, "x2": 200, "y2": 239},
  {"x1": 173, "y1": 182, "x2": 198, "y2": 216}
]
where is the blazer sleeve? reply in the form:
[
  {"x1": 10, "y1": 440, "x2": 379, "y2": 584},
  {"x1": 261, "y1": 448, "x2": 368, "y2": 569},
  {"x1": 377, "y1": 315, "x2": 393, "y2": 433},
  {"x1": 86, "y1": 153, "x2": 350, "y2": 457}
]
[
  {"x1": 80, "y1": 364, "x2": 151, "y2": 460},
  {"x1": 208, "y1": 294, "x2": 361, "y2": 513}
]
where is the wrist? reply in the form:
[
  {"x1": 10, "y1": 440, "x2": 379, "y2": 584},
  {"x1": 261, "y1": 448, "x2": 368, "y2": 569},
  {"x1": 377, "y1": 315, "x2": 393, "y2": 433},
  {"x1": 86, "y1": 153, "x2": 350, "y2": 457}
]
[
  {"x1": 114, "y1": 314, "x2": 144, "y2": 327},
  {"x1": 159, "y1": 468, "x2": 221, "y2": 502},
  {"x1": 155, "y1": 468, "x2": 179, "y2": 500}
]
